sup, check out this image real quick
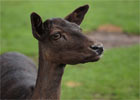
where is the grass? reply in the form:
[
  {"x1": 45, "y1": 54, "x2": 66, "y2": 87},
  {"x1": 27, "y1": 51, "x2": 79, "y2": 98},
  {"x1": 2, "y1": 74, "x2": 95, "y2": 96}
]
[
  {"x1": 61, "y1": 45, "x2": 139, "y2": 100},
  {"x1": 0, "y1": 0, "x2": 139, "y2": 55},
  {"x1": 1, "y1": 0, "x2": 139, "y2": 33}
]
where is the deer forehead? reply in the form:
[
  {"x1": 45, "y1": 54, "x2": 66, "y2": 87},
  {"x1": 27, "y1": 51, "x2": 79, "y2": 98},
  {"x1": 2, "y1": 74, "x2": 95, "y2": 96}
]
[{"x1": 49, "y1": 18, "x2": 81, "y2": 31}]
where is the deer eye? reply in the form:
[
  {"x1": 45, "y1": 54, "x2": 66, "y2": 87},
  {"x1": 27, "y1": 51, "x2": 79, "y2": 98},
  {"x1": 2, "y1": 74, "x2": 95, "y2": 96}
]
[{"x1": 51, "y1": 32, "x2": 61, "y2": 40}]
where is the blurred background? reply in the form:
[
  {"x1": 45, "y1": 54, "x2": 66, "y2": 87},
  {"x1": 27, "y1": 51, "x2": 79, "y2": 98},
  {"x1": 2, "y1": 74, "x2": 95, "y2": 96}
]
[{"x1": 0, "y1": 0, "x2": 139, "y2": 99}]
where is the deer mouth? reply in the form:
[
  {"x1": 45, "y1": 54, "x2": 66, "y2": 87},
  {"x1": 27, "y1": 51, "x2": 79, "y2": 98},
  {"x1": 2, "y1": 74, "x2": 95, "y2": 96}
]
[
  {"x1": 80, "y1": 46, "x2": 104, "y2": 63},
  {"x1": 78, "y1": 53, "x2": 102, "y2": 64},
  {"x1": 83, "y1": 54, "x2": 102, "y2": 63},
  {"x1": 93, "y1": 54, "x2": 102, "y2": 61}
]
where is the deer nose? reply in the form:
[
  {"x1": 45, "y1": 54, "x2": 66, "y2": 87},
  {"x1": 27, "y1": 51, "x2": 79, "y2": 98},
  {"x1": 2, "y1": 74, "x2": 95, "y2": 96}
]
[{"x1": 90, "y1": 44, "x2": 104, "y2": 55}]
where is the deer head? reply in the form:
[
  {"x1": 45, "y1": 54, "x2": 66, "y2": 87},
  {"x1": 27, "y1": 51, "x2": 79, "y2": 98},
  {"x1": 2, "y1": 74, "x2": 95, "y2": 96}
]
[{"x1": 30, "y1": 5, "x2": 103, "y2": 65}]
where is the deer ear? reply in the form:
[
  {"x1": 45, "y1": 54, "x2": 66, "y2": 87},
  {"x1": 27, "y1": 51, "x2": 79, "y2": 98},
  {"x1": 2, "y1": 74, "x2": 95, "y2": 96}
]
[
  {"x1": 65, "y1": 5, "x2": 89, "y2": 25},
  {"x1": 30, "y1": 12, "x2": 44, "y2": 40}
]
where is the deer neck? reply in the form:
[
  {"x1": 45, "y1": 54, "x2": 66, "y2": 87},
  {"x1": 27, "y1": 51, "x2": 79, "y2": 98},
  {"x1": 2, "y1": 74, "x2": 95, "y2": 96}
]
[{"x1": 31, "y1": 43, "x2": 65, "y2": 100}]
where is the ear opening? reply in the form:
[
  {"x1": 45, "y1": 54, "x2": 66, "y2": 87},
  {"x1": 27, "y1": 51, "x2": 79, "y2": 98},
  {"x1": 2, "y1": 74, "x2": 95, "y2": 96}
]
[
  {"x1": 65, "y1": 4, "x2": 89, "y2": 25},
  {"x1": 30, "y1": 12, "x2": 44, "y2": 41}
]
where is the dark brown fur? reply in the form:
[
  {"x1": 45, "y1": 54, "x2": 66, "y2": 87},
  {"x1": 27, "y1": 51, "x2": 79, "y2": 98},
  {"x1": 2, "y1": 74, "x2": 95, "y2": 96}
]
[
  {"x1": 0, "y1": 52, "x2": 37, "y2": 99},
  {"x1": 0, "y1": 5, "x2": 103, "y2": 100}
]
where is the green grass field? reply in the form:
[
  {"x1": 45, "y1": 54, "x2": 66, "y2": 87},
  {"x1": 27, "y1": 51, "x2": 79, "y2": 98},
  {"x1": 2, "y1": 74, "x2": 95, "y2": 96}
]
[
  {"x1": 61, "y1": 45, "x2": 139, "y2": 99},
  {"x1": 1, "y1": 0, "x2": 139, "y2": 33},
  {"x1": 1, "y1": 0, "x2": 139, "y2": 55},
  {"x1": 0, "y1": 0, "x2": 139, "y2": 99}
]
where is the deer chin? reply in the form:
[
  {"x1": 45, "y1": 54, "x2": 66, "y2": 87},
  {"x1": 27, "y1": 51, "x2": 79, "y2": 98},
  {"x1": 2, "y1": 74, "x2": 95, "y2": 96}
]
[
  {"x1": 80, "y1": 54, "x2": 102, "y2": 64},
  {"x1": 92, "y1": 55, "x2": 102, "y2": 61},
  {"x1": 84, "y1": 46, "x2": 104, "y2": 63}
]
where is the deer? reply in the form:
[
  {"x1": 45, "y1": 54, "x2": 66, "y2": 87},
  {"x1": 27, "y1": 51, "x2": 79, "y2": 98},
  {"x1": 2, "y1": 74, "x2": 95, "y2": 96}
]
[{"x1": 0, "y1": 5, "x2": 103, "y2": 100}]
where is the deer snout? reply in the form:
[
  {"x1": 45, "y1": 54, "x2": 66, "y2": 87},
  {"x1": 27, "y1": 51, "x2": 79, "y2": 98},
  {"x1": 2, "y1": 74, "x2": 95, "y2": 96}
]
[{"x1": 90, "y1": 44, "x2": 104, "y2": 55}]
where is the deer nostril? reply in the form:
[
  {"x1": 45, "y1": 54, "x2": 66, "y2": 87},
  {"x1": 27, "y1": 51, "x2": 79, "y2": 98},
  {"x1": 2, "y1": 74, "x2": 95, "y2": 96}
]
[
  {"x1": 90, "y1": 45, "x2": 104, "y2": 55},
  {"x1": 90, "y1": 45, "x2": 99, "y2": 50}
]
